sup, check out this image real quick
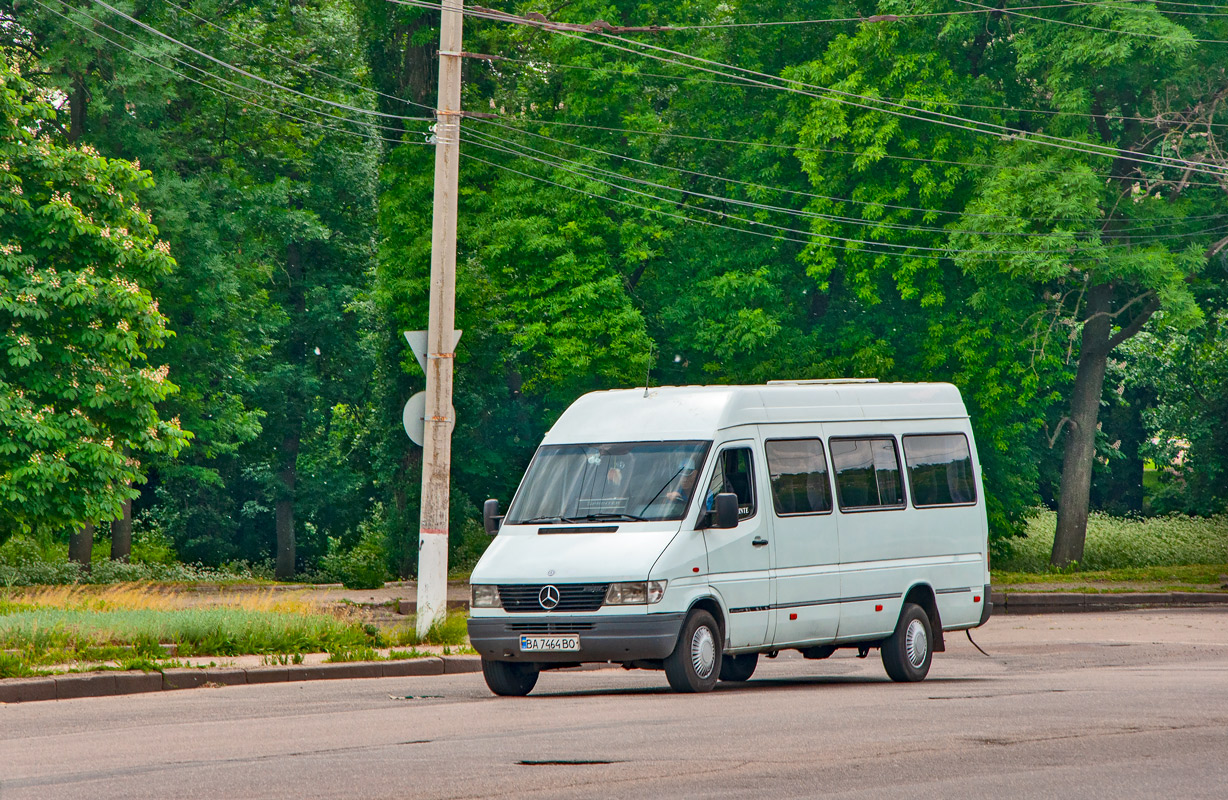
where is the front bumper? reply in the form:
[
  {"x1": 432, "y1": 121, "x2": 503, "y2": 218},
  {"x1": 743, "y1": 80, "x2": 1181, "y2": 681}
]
[{"x1": 467, "y1": 613, "x2": 686, "y2": 663}]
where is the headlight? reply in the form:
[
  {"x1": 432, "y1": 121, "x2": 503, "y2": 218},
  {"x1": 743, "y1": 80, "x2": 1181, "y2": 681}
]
[
  {"x1": 604, "y1": 581, "x2": 667, "y2": 605},
  {"x1": 471, "y1": 584, "x2": 501, "y2": 608}
]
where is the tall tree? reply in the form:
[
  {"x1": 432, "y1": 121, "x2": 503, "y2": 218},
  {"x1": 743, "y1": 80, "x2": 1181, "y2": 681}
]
[{"x1": 0, "y1": 59, "x2": 187, "y2": 545}]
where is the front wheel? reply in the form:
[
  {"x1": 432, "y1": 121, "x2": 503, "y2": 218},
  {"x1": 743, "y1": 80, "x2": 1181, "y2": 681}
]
[
  {"x1": 481, "y1": 659, "x2": 540, "y2": 696},
  {"x1": 881, "y1": 602, "x2": 933, "y2": 682},
  {"x1": 719, "y1": 653, "x2": 758, "y2": 682},
  {"x1": 664, "y1": 609, "x2": 722, "y2": 693}
]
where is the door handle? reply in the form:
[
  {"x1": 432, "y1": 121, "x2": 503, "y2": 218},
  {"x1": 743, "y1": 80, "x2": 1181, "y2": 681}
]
[{"x1": 752, "y1": 537, "x2": 769, "y2": 547}]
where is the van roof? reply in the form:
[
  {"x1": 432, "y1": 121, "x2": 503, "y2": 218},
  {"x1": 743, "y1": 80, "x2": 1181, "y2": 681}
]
[{"x1": 543, "y1": 382, "x2": 969, "y2": 444}]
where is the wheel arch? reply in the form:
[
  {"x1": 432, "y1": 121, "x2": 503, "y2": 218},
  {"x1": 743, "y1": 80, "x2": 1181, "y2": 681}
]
[
  {"x1": 686, "y1": 596, "x2": 727, "y2": 648},
  {"x1": 902, "y1": 582, "x2": 945, "y2": 653}
]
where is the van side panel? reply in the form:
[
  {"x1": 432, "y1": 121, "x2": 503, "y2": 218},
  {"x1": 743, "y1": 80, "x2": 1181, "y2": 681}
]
[{"x1": 830, "y1": 418, "x2": 987, "y2": 641}]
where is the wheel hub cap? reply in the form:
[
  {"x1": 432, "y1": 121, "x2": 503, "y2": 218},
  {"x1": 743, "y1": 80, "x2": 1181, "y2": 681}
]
[
  {"x1": 905, "y1": 618, "x2": 928, "y2": 668},
  {"x1": 691, "y1": 626, "x2": 716, "y2": 679}
]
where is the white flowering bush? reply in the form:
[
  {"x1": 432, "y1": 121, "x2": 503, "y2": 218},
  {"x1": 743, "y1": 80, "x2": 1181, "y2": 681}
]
[{"x1": 0, "y1": 62, "x2": 188, "y2": 541}]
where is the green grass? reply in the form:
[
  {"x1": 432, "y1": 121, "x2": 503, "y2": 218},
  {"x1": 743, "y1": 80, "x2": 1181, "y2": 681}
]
[
  {"x1": 997, "y1": 510, "x2": 1228, "y2": 573},
  {"x1": 994, "y1": 564, "x2": 1228, "y2": 586},
  {"x1": 0, "y1": 605, "x2": 381, "y2": 677},
  {"x1": 387, "y1": 610, "x2": 469, "y2": 647}
]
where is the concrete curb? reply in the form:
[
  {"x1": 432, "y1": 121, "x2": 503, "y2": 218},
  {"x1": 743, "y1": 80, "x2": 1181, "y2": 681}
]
[
  {"x1": 0, "y1": 656, "x2": 483, "y2": 705},
  {"x1": 993, "y1": 590, "x2": 1228, "y2": 614}
]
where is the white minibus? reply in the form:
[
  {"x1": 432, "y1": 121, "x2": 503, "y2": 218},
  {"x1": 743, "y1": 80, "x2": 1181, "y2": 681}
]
[{"x1": 467, "y1": 380, "x2": 992, "y2": 695}]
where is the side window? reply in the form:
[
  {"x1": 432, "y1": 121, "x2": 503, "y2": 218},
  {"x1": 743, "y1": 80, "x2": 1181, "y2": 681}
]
[
  {"x1": 830, "y1": 437, "x2": 905, "y2": 511},
  {"x1": 903, "y1": 434, "x2": 977, "y2": 507},
  {"x1": 765, "y1": 439, "x2": 832, "y2": 516},
  {"x1": 703, "y1": 447, "x2": 756, "y2": 520}
]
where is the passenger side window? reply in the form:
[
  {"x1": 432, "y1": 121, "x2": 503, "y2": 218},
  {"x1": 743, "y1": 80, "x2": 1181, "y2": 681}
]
[
  {"x1": 765, "y1": 439, "x2": 832, "y2": 516},
  {"x1": 903, "y1": 434, "x2": 977, "y2": 507},
  {"x1": 702, "y1": 447, "x2": 756, "y2": 520},
  {"x1": 830, "y1": 437, "x2": 905, "y2": 511}
]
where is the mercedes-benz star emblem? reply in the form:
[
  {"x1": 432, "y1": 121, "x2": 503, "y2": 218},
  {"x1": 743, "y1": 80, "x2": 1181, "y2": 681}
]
[{"x1": 538, "y1": 584, "x2": 560, "y2": 610}]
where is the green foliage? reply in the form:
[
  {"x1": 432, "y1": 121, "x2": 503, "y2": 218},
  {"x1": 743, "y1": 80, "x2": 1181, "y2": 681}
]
[
  {"x1": 2, "y1": 0, "x2": 1226, "y2": 575},
  {"x1": 316, "y1": 519, "x2": 388, "y2": 590},
  {"x1": 0, "y1": 535, "x2": 268, "y2": 586},
  {"x1": 0, "y1": 606, "x2": 378, "y2": 663},
  {"x1": 0, "y1": 60, "x2": 187, "y2": 540},
  {"x1": 388, "y1": 610, "x2": 469, "y2": 647},
  {"x1": 997, "y1": 510, "x2": 1228, "y2": 572}
]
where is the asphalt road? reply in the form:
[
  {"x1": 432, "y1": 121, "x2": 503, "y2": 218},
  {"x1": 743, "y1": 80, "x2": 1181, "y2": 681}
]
[{"x1": 3, "y1": 609, "x2": 1227, "y2": 800}]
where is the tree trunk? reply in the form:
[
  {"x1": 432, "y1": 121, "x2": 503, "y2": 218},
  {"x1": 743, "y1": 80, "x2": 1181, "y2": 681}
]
[
  {"x1": 274, "y1": 240, "x2": 305, "y2": 580},
  {"x1": 68, "y1": 76, "x2": 87, "y2": 143},
  {"x1": 1052, "y1": 284, "x2": 1114, "y2": 567},
  {"x1": 110, "y1": 495, "x2": 133, "y2": 562},
  {"x1": 69, "y1": 522, "x2": 95, "y2": 570},
  {"x1": 275, "y1": 430, "x2": 300, "y2": 580}
]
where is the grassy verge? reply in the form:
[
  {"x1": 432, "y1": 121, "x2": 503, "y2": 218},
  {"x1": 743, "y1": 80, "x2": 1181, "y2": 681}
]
[
  {"x1": 997, "y1": 510, "x2": 1228, "y2": 573},
  {"x1": 993, "y1": 564, "x2": 1228, "y2": 586},
  {"x1": 0, "y1": 585, "x2": 469, "y2": 679}
]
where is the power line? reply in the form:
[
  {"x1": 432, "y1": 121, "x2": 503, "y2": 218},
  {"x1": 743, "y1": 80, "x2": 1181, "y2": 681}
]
[
  {"x1": 44, "y1": 0, "x2": 419, "y2": 138},
  {"x1": 464, "y1": 138, "x2": 1218, "y2": 261},
  {"x1": 955, "y1": 0, "x2": 1228, "y2": 42},
  {"x1": 465, "y1": 126, "x2": 1228, "y2": 247},
  {"x1": 160, "y1": 0, "x2": 436, "y2": 114},
  {"x1": 485, "y1": 52, "x2": 1228, "y2": 130},
  {"x1": 589, "y1": 27, "x2": 1228, "y2": 176},
  {"x1": 88, "y1": 0, "x2": 432, "y2": 123},
  {"x1": 483, "y1": 113, "x2": 1227, "y2": 190},
  {"x1": 32, "y1": 0, "x2": 431, "y2": 152},
  {"x1": 391, "y1": 0, "x2": 1227, "y2": 177},
  {"x1": 472, "y1": 118, "x2": 1227, "y2": 230}
]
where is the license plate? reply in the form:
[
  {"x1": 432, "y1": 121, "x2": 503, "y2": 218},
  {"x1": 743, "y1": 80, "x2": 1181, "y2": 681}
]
[{"x1": 519, "y1": 634, "x2": 580, "y2": 652}]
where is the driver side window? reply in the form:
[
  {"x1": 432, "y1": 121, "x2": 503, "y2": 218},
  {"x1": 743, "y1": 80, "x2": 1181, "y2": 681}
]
[{"x1": 704, "y1": 447, "x2": 757, "y2": 520}]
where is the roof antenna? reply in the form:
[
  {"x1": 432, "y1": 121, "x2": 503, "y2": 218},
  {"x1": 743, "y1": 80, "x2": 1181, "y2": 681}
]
[{"x1": 643, "y1": 342, "x2": 656, "y2": 397}]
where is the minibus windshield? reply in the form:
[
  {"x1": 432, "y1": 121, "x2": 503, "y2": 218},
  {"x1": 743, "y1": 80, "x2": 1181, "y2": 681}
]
[{"x1": 506, "y1": 441, "x2": 711, "y2": 524}]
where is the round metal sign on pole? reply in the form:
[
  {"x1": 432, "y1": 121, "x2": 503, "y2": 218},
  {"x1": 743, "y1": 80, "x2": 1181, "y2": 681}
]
[
  {"x1": 403, "y1": 392, "x2": 427, "y2": 446},
  {"x1": 403, "y1": 392, "x2": 455, "y2": 447}
]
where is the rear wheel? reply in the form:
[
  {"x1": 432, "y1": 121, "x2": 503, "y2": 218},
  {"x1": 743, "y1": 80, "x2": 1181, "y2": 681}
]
[
  {"x1": 664, "y1": 610, "x2": 722, "y2": 693},
  {"x1": 881, "y1": 602, "x2": 933, "y2": 682},
  {"x1": 718, "y1": 652, "x2": 758, "y2": 682},
  {"x1": 481, "y1": 659, "x2": 540, "y2": 696}
]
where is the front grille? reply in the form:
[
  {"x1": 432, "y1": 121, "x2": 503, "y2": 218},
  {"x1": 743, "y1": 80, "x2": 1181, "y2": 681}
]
[
  {"x1": 497, "y1": 583, "x2": 608, "y2": 613},
  {"x1": 506, "y1": 622, "x2": 596, "y2": 634}
]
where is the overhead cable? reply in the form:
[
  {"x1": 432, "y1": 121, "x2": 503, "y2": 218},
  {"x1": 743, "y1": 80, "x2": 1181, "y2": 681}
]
[
  {"x1": 955, "y1": 0, "x2": 1228, "y2": 42},
  {"x1": 472, "y1": 117, "x2": 1226, "y2": 228},
  {"x1": 486, "y1": 53, "x2": 1228, "y2": 130},
  {"x1": 465, "y1": 127, "x2": 1228, "y2": 247},
  {"x1": 89, "y1": 0, "x2": 432, "y2": 122},
  {"x1": 484, "y1": 114, "x2": 1225, "y2": 191},
  {"x1": 32, "y1": 0, "x2": 431, "y2": 150},
  {"x1": 161, "y1": 0, "x2": 437, "y2": 114},
  {"x1": 390, "y1": 0, "x2": 1226, "y2": 177},
  {"x1": 45, "y1": 0, "x2": 417, "y2": 137}
]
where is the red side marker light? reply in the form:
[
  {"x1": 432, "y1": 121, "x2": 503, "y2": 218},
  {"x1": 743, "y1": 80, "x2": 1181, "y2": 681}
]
[
  {"x1": 693, "y1": 567, "x2": 700, "y2": 573},
  {"x1": 974, "y1": 595, "x2": 981, "y2": 602},
  {"x1": 789, "y1": 613, "x2": 798, "y2": 621},
  {"x1": 875, "y1": 604, "x2": 883, "y2": 612}
]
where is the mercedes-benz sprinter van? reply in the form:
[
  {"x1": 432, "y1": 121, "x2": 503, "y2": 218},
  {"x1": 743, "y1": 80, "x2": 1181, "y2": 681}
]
[{"x1": 467, "y1": 380, "x2": 992, "y2": 695}]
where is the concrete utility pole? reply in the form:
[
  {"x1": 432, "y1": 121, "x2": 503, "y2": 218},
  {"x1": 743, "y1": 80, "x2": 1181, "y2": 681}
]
[{"x1": 416, "y1": 0, "x2": 464, "y2": 638}]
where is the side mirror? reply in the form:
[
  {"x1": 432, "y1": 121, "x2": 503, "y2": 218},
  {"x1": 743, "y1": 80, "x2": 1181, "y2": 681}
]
[
  {"x1": 482, "y1": 498, "x2": 503, "y2": 536},
  {"x1": 714, "y1": 493, "x2": 739, "y2": 529}
]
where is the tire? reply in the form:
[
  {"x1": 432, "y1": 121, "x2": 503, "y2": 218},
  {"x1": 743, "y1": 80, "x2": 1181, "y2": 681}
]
[
  {"x1": 481, "y1": 659, "x2": 540, "y2": 696},
  {"x1": 881, "y1": 602, "x2": 933, "y2": 683},
  {"x1": 664, "y1": 609, "x2": 722, "y2": 693},
  {"x1": 718, "y1": 652, "x2": 758, "y2": 682}
]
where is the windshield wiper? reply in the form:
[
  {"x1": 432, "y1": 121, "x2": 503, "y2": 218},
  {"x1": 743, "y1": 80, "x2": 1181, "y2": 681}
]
[
  {"x1": 521, "y1": 516, "x2": 580, "y2": 524},
  {"x1": 575, "y1": 513, "x2": 647, "y2": 522}
]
